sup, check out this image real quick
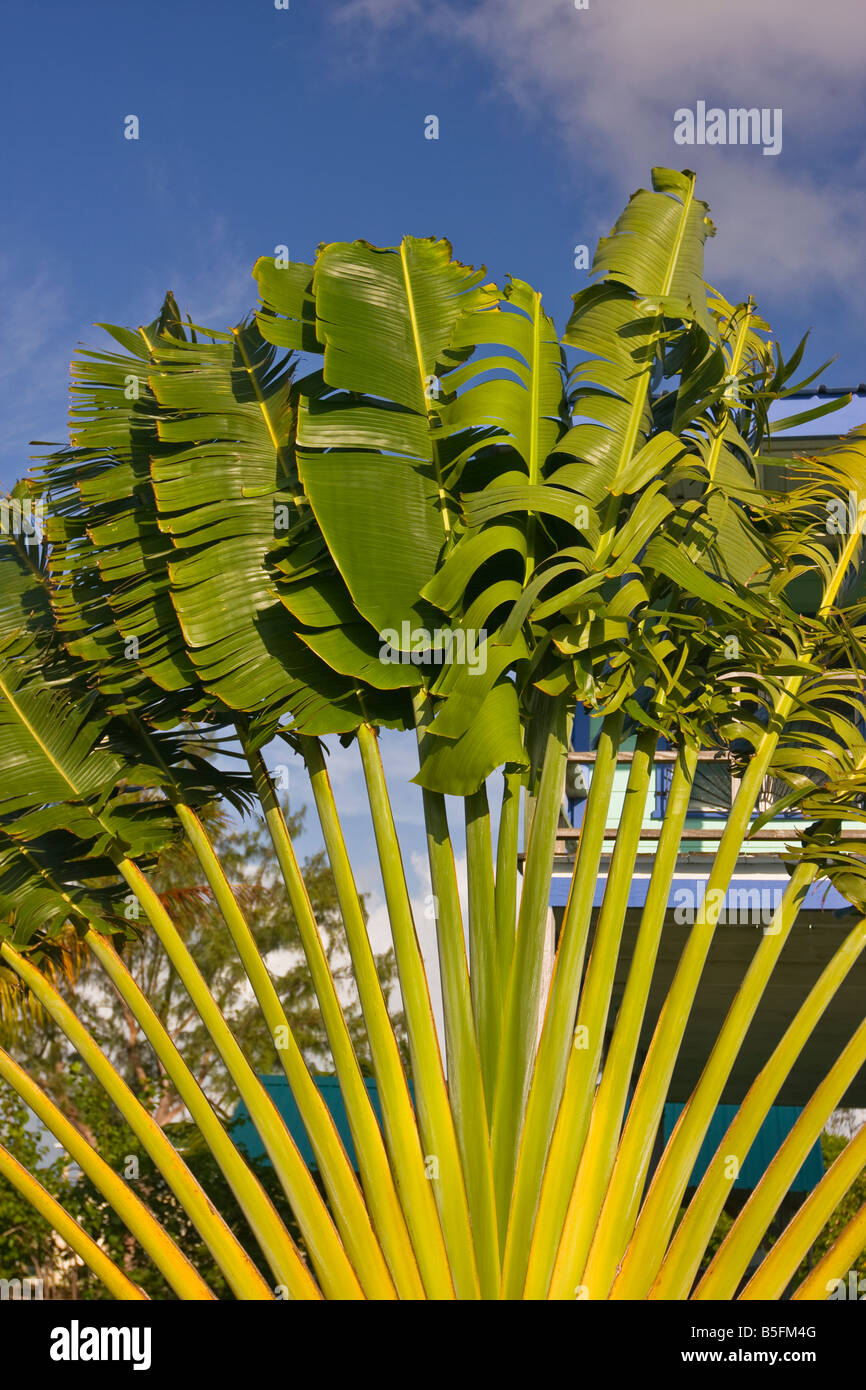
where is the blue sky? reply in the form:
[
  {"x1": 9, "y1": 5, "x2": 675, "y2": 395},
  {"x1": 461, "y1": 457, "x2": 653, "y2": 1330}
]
[{"x1": 2, "y1": 0, "x2": 866, "y2": 975}]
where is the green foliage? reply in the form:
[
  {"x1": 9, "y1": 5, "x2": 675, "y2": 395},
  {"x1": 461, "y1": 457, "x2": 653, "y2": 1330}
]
[
  {"x1": 0, "y1": 1071, "x2": 301, "y2": 1300},
  {"x1": 0, "y1": 1086, "x2": 56, "y2": 1282},
  {"x1": 0, "y1": 166, "x2": 864, "y2": 1300},
  {"x1": 0, "y1": 805, "x2": 406, "y2": 1297},
  {"x1": 3, "y1": 803, "x2": 405, "y2": 1113},
  {"x1": 797, "y1": 1133, "x2": 866, "y2": 1278}
]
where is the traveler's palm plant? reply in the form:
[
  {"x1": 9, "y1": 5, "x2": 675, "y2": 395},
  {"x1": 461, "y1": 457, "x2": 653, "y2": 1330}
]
[{"x1": 1, "y1": 168, "x2": 865, "y2": 1298}]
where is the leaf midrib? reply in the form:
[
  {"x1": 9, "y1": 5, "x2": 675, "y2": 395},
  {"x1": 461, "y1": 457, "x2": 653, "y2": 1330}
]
[
  {"x1": 596, "y1": 175, "x2": 700, "y2": 558},
  {"x1": 0, "y1": 675, "x2": 88, "y2": 803},
  {"x1": 399, "y1": 240, "x2": 452, "y2": 538}
]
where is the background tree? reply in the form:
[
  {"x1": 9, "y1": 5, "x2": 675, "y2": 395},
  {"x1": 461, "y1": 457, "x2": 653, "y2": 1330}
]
[
  {"x1": 3, "y1": 798, "x2": 406, "y2": 1126},
  {"x1": 0, "y1": 799, "x2": 407, "y2": 1298}
]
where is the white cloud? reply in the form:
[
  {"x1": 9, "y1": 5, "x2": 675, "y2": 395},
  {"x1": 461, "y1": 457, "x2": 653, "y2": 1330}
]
[{"x1": 332, "y1": 0, "x2": 866, "y2": 299}]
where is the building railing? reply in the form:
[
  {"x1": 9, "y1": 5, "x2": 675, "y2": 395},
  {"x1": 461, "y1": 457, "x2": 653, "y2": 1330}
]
[{"x1": 563, "y1": 751, "x2": 866, "y2": 845}]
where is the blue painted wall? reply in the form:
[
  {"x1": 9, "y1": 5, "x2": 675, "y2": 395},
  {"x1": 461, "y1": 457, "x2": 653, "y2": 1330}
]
[{"x1": 663, "y1": 1102, "x2": 824, "y2": 1191}]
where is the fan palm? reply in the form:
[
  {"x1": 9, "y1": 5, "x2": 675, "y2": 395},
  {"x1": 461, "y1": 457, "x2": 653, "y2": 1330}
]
[{"x1": 0, "y1": 167, "x2": 865, "y2": 1299}]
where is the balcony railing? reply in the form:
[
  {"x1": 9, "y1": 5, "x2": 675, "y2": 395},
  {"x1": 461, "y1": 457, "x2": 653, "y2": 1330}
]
[{"x1": 562, "y1": 751, "x2": 866, "y2": 845}]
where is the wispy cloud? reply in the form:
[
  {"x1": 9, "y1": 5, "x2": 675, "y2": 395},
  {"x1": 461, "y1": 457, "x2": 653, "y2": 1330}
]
[
  {"x1": 131, "y1": 218, "x2": 259, "y2": 332},
  {"x1": 0, "y1": 258, "x2": 73, "y2": 485},
  {"x1": 0, "y1": 223, "x2": 261, "y2": 490}
]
